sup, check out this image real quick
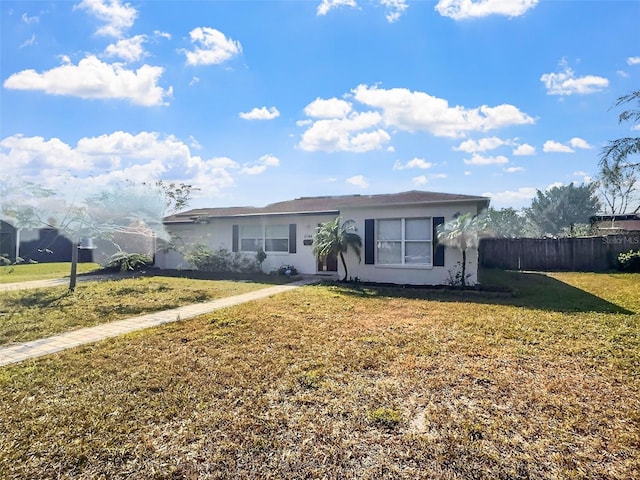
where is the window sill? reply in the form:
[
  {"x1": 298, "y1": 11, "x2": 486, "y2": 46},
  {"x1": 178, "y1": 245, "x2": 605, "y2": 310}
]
[{"x1": 374, "y1": 264, "x2": 433, "y2": 270}]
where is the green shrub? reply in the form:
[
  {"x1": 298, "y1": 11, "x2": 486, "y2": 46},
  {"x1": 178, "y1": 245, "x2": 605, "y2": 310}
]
[
  {"x1": 617, "y1": 249, "x2": 640, "y2": 272},
  {"x1": 184, "y1": 245, "x2": 260, "y2": 273},
  {"x1": 105, "y1": 251, "x2": 153, "y2": 272}
]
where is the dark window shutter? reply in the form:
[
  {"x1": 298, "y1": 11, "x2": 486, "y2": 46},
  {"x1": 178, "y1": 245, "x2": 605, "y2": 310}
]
[
  {"x1": 433, "y1": 217, "x2": 445, "y2": 266},
  {"x1": 232, "y1": 225, "x2": 239, "y2": 252},
  {"x1": 289, "y1": 224, "x2": 297, "y2": 254},
  {"x1": 364, "y1": 219, "x2": 375, "y2": 265}
]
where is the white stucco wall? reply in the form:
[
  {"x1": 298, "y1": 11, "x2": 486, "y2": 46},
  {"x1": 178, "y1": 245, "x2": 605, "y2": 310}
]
[
  {"x1": 340, "y1": 202, "x2": 484, "y2": 286},
  {"x1": 156, "y1": 213, "x2": 336, "y2": 274},
  {"x1": 156, "y1": 201, "x2": 485, "y2": 285}
]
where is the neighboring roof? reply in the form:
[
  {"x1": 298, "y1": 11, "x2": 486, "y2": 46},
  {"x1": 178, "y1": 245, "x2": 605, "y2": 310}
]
[
  {"x1": 165, "y1": 190, "x2": 491, "y2": 224},
  {"x1": 590, "y1": 213, "x2": 640, "y2": 231}
]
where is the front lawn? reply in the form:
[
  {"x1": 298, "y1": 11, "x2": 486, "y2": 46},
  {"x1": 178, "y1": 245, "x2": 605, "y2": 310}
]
[
  {"x1": 0, "y1": 271, "x2": 638, "y2": 479},
  {"x1": 0, "y1": 277, "x2": 277, "y2": 345},
  {"x1": 0, "y1": 262, "x2": 101, "y2": 283}
]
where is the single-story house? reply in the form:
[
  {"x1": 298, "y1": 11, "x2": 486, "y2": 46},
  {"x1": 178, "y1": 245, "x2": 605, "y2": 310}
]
[{"x1": 156, "y1": 190, "x2": 490, "y2": 286}]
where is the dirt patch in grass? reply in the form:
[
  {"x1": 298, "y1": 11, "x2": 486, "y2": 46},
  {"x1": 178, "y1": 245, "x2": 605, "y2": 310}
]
[
  {"x1": 0, "y1": 277, "x2": 275, "y2": 345},
  {"x1": 0, "y1": 273, "x2": 638, "y2": 479}
]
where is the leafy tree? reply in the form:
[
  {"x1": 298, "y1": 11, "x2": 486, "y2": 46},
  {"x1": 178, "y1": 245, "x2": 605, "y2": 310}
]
[
  {"x1": 146, "y1": 180, "x2": 198, "y2": 214},
  {"x1": 524, "y1": 183, "x2": 600, "y2": 237},
  {"x1": 599, "y1": 89, "x2": 640, "y2": 213},
  {"x1": 436, "y1": 213, "x2": 486, "y2": 288},
  {"x1": 486, "y1": 207, "x2": 528, "y2": 238},
  {"x1": 597, "y1": 161, "x2": 638, "y2": 215},
  {"x1": 1, "y1": 179, "x2": 170, "y2": 291},
  {"x1": 313, "y1": 217, "x2": 362, "y2": 282}
]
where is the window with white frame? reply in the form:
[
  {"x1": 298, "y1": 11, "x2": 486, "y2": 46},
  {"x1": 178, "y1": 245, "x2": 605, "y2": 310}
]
[
  {"x1": 239, "y1": 224, "x2": 289, "y2": 252},
  {"x1": 264, "y1": 224, "x2": 289, "y2": 252},
  {"x1": 377, "y1": 218, "x2": 432, "y2": 265},
  {"x1": 240, "y1": 225, "x2": 263, "y2": 252}
]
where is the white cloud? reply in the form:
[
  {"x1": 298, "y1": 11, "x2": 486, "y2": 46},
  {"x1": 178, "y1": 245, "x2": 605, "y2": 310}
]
[
  {"x1": 189, "y1": 76, "x2": 200, "y2": 86},
  {"x1": 240, "y1": 154, "x2": 280, "y2": 175},
  {"x1": 104, "y1": 35, "x2": 147, "y2": 62},
  {"x1": 454, "y1": 136, "x2": 507, "y2": 153},
  {"x1": 393, "y1": 158, "x2": 433, "y2": 170},
  {"x1": 617, "y1": 70, "x2": 630, "y2": 78},
  {"x1": 239, "y1": 106, "x2": 280, "y2": 120},
  {"x1": 627, "y1": 56, "x2": 640, "y2": 65},
  {"x1": 464, "y1": 170, "x2": 471, "y2": 176},
  {"x1": 3, "y1": 55, "x2": 171, "y2": 106},
  {"x1": 512, "y1": 143, "x2": 535, "y2": 156},
  {"x1": 1, "y1": 131, "x2": 240, "y2": 199},
  {"x1": 569, "y1": 137, "x2": 592, "y2": 149},
  {"x1": 431, "y1": 173, "x2": 447, "y2": 179},
  {"x1": 74, "y1": 0, "x2": 137, "y2": 37},
  {"x1": 304, "y1": 97, "x2": 352, "y2": 118},
  {"x1": 154, "y1": 30, "x2": 171, "y2": 40},
  {"x1": 463, "y1": 154, "x2": 509, "y2": 165},
  {"x1": 189, "y1": 136, "x2": 202, "y2": 150},
  {"x1": 352, "y1": 84, "x2": 534, "y2": 138},
  {"x1": 413, "y1": 175, "x2": 428, "y2": 186},
  {"x1": 435, "y1": 0, "x2": 539, "y2": 20},
  {"x1": 482, "y1": 187, "x2": 537, "y2": 206},
  {"x1": 633, "y1": 124, "x2": 640, "y2": 131},
  {"x1": 546, "y1": 182, "x2": 564, "y2": 191},
  {"x1": 346, "y1": 175, "x2": 369, "y2": 188},
  {"x1": 381, "y1": 0, "x2": 409, "y2": 22},
  {"x1": 504, "y1": 166, "x2": 524, "y2": 173},
  {"x1": 543, "y1": 140, "x2": 574, "y2": 153},
  {"x1": 299, "y1": 111, "x2": 390, "y2": 152},
  {"x1": 19, "y1": 34, "x2": 37, "y2": 48},
  {"x1": 22, "y1": 12, "x2": 40, "y2": 24},
  {"x1": 317, "y1": 0, "x2": 357, "y2": 16},
  {"x1": 183, "y1": 27, "x2": 242, "y2": 66},
  {"x1": 540, "y1": 61, "x2": 609, "y2": 95}
]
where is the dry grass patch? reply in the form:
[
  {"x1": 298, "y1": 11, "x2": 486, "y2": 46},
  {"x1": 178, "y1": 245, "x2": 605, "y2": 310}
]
[
  {"x1": 0, "y1": 277, "x2": 274, "y2": 345},
  {"x1": 0, "y1": 272, "x2": 638, "y2": 479}
]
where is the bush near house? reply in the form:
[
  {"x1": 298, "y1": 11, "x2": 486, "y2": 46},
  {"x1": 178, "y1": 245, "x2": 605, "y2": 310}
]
[
  {"x1": 184, "y1": 244, "x2": 260, "y2": 273},
  {"x1": 617, "y1": 249, "x2": 640, "y2": 272}
]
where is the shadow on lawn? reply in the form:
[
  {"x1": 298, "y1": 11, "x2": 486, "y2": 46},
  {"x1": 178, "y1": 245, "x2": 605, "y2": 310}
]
[{"x1": 329, "y1": 270, "x2": 633, "y2": 314}]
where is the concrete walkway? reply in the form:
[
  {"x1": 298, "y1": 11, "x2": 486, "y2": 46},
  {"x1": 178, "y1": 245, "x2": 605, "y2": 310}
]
[{"x1": 0, "y1": 277, "x2": 319, "y2": 367}]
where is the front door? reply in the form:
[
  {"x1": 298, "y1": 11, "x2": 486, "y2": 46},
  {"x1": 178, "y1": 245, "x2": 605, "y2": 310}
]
[{"x1": 317, "y1": 252, "x2": 338, "y2": 272}]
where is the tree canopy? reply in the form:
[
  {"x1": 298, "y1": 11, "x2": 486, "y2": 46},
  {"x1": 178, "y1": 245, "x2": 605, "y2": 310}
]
[
  {"x1": 524, "y1": 183, "x2": 600, "y2": 237},
  {"x1": 1, "y1": 178, "x2": 175, "y2": 290},
  {"x1": 598, "y1": 89, "x2": 640, "y2": 214}
]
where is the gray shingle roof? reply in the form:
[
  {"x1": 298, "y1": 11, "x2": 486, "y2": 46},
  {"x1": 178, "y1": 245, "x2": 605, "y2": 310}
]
[{"x1": 164, "y1": 190, "x2": 490, "y2": 223}]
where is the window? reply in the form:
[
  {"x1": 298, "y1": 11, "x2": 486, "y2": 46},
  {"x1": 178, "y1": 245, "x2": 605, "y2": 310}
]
[
  {"x1": 239, "y1": 224, "x2": 289, "y2": 252},
  {"x1": 377, "y1": 218, "x2": 432, "y2": 266},
  {"x1": 264, "y1": 224, "x2": 289, "y2": 252},
  {"x1": 239, "y1": 225, "x2": 263, "y2": 252}
]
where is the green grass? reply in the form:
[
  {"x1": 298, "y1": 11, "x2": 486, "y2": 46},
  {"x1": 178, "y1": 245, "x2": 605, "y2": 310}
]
[
  {"x1": 0, "y1": 262, "x2": 101, "y2": 283},
  {"x1": 0, "y1": 271, "x2": 638, "y2": 479},
  {"x1": 0, "y1": 277, "x2": 277, "y2": 345}
]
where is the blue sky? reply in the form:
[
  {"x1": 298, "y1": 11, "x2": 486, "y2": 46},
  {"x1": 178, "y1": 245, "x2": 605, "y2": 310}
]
[{"x1": 1, "y1": 0, "x2": 639, "y2": 211}]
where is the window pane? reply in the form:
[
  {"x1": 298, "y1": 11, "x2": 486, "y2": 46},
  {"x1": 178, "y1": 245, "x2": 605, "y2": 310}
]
[
  {"x1": 265, "y1": 224, "x2": 288, "y2": 238},
  {"x1": 378, "y1": 219, "x2": 401, "y2": 241},
  {"x1": 241, "y1": 239, "x2": 263, "y2": 252},
  {"x1": 377, "y1": 241, "x2": 401, "y2": 264},
  {"x1": 240, "y1": 225, "x2": 262, "y2": 238},
  {"x1": 405, "y1": 242, "x2": 431, "y2": 264},
  {"x1": 265, "y1": 238, "x2": 288, "y2": 252},
  {"x1": 406, "y1": 218, "x2": 431, "y2": 241}
]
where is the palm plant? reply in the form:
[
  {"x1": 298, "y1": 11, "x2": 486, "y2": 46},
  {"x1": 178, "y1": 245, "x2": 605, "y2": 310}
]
[
  {"x1": 313, "y1": 217, "x2": 362, "y2": 282},
  {"x1": 436, "y1": 213, "x2": 486, "y2": 288}
]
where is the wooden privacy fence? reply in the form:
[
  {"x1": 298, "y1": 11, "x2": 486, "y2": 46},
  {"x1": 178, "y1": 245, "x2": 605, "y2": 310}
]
[{"x1": 479, "y1": 232, "x2": 640, "y2": 272}]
